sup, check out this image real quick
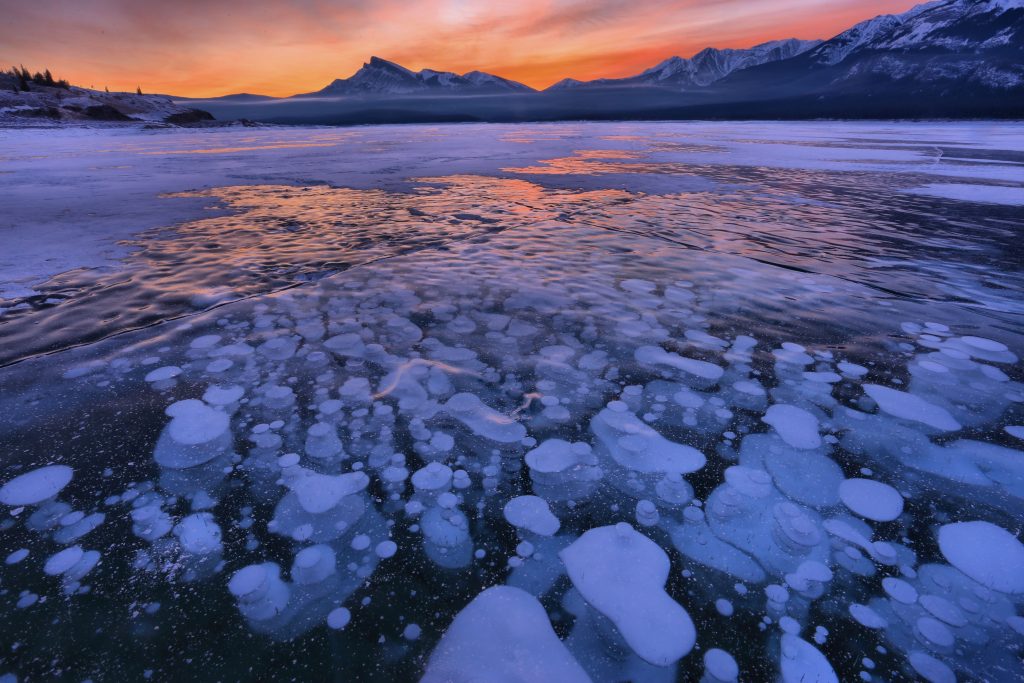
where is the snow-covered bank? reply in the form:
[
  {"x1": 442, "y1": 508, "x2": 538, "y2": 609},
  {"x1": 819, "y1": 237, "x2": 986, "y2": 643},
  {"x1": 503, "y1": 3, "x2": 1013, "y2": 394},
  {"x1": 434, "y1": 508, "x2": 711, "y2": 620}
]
[{"x1": 0, "y1": 72, "x2": 213, "y2": 125}]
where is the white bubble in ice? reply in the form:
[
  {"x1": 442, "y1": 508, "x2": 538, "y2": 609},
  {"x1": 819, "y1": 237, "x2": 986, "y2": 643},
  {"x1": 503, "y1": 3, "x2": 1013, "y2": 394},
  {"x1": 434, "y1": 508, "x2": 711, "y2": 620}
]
[
  {"x1": 937, "y1": 521, "x2": 1024, "y2": 594},
  {"x1": 327, "y1": 607, "x2": 351, "y2": 629},
  {"x1": 763, "y1": 404, "x2": 821, "y2": 450},
  {"x1": 0, "y1": 465, "x2": 73, "y2": 506},
  {"x1": 560, "y1": 523, "x2": 695, "y2": 666},
  {"x1": 863, "y1": 385, "x2": 960, "y2": 432},
  {"x1": 838, "y1": 478, "x2": 903, "y2": 522},
  {"x1": 145, "y1": 366, "x2": 182, "y2": 382},
  {"x1": 375, "y1": 541, "x2": 397, "y2": 559}
]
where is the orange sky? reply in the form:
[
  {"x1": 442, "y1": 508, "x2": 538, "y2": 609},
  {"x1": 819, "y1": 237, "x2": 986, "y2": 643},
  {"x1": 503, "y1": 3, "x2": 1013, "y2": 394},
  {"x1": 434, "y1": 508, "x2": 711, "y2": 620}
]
[{"x1": 1, "y1": 1, "x2": 923, "y2": 96}]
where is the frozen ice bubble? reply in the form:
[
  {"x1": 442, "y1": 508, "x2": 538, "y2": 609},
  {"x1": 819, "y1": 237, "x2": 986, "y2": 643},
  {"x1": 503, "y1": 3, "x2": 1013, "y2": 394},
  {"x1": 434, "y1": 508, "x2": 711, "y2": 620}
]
[
  {"x1": 5, "y1": 549, "x2": 29, "y2": 565},
  {"x1": 0, "y1": 465, "x2": 73, "y2": 506},
  {"x1": 704, "y1": 648, "x2": 739, "y2": 682},
  {"x1": 44, "y1": 545, "x2": 84, "y2": 575},
  {"x1": 908, "y1": 651, "x2": 956, "y2": 683},
  {"x1": 560, "y1": 523, "x2": 695, "y2": 666},
  {"x1": 882, "y1": 577, "x2": 918, "y2": 604},
  {"x1": 165, "y1": 400, "x2": 230, "y2": 445},
  {"x1": 838, "y1": 478, "x2": 903, "y2": 522},
  {"x1": 503, "y1": 496, "x2": 560, "y2": 536},
  {"x1": 327, "y1": 607, "x2": 351, "y2": 630},
  {"x1": 375, "y1": 541, "x2": 397, "y2": 559},
  {"x1": 288, "y1": 470, "x2": 369, "y2": 514},
  {"x1": 851, "y1": 602, "x2": 892, "y2": 626},
  {"x1": 779, "y1": 634, "x2": 838, "y2": 683},
  {"x1": 145, "y1": 366, "x2": 182, "y2": 382},
  {"x1": 202, "y1": 384, "x2": 245, "y2": 406},
  {"x1": 763, "y1": 404, "x2": 821, "y2": 450},
  {"x1": 422, "y1": 586, "x2": 589, "y2": 683},
  {"x1": 412, "y1": 462, "x2": 453, "y2": 492},
  {"x1": 863, "y1": 385, "x2": 960, "y2": 432},
  {"x1": 938, "y1": 521, "x2": 1024, "y2": 593}
]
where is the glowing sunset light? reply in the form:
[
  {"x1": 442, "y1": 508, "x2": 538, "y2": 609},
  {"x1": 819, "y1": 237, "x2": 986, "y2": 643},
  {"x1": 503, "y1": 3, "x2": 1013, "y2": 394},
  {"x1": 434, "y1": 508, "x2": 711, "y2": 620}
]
[{"x1": 1, "y1": 0, "x2": 921, "y2": 97}]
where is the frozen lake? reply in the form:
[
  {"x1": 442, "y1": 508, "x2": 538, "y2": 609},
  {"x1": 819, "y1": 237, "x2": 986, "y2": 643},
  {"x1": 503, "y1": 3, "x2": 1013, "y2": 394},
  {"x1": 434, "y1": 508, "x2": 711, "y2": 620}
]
[{"x1": 0, "y1": 121, "x2": 1023, "y2": 682}]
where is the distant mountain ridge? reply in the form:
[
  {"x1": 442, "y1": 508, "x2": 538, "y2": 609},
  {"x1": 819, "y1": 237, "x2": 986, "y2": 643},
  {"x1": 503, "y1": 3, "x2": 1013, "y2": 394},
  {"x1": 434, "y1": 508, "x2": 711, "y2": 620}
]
[
  {"x1": 199, "y1": 0, "x2": 1021, "y2": 107},
  {"x1": 294, "y1": 56, "x2": 534, "y2": 97},
  {"x1": 548, "y1": 39, "x2": 822, "y2": 91},
  {"x1": 167, "y1": 0, "x2": 1024, "y2": 121}
]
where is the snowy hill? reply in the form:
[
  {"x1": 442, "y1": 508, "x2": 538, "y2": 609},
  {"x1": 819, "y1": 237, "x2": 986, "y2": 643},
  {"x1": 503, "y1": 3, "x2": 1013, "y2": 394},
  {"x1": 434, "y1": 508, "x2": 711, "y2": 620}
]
[
  {"x1": 0, "y1": 72, "x2": 215, "y2": 124},
  {"x1": 295, "y1": 57, "x2": 534, "y2": 97}
]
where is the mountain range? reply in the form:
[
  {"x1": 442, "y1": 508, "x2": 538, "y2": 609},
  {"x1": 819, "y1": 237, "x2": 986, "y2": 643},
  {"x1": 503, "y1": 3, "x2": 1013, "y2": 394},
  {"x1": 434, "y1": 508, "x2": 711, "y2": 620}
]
[
  {"x1": 270, "y1": 0, "x2": 1021, "y2": 103},
  {"x1": 5, "y1": 0, "x2": 1020, "y2": 125},
  {"x1": 546, "y1": 39, "x2": 823, "y2": 91}
]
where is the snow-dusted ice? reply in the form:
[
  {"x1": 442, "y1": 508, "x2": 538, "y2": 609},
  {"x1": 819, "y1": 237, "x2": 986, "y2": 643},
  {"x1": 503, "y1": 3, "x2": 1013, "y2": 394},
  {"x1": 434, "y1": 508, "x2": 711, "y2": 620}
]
[{"x1": 0, "y1": 120, "x2": 1023, "y2": 681}]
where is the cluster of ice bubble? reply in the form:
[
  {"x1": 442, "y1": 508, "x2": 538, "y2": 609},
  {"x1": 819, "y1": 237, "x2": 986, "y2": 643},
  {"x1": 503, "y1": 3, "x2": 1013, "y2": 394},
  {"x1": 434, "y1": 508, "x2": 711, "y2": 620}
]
[{"x1": 6, "y1": 264, "x2": 1024, "y2": 682}]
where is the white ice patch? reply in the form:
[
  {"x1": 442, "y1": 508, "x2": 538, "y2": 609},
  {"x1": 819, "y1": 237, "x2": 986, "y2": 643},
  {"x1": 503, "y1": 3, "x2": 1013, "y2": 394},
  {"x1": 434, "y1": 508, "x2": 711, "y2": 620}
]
[
  {"x1": 937, "y1": 521, "x2": 1024, "y2": 594},
  {"x1": 838, "y1": 478, "x2": 903, "y2": 522},
  {"x1": 503, "y1": 496, "x2": 560, "y2": 536},
  {"x1": 0, "y1": 465, "x2": 73, "y2": 506},
  {"x1": 863, "y1": 384, "x2": 961, "y2": 431},
  {"x1": 762, "y1": 404, "x2": 822, "y2": 450},
  {"x1": 166, "y1": 400, "x2": 230, "y2": 446},
  {"x1": 591, "y1": 402, "x2": 706, "y2": 475},
  {"x1": 779, "y1": 634, "x2": 838, "y2": 683},
  {"x1": 422, "y1": 586, "x2": 589, "y2": 683},
  {"x1": 560, "y1": 523, "x2": 696, "y2": 666}
]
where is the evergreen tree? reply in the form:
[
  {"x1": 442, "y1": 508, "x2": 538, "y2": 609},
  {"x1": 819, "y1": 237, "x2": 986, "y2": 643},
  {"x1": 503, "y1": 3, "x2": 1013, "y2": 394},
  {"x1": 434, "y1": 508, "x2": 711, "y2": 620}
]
[
  {"x1": 44, "y1": 69, "x2": 54, "y2": 86},
  {"x1": 16, "y1": 65, "x2": 29, "y2": 91},
  {"x1": 136, "y1": 85, "x2": 142, "y2": 95}
]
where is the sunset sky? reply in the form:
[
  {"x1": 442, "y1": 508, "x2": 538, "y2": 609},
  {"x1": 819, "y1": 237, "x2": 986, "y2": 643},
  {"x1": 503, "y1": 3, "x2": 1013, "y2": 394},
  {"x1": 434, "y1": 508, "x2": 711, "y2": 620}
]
[{"x1": 2, "y1": 0, "x2": 922, "y2": 97}]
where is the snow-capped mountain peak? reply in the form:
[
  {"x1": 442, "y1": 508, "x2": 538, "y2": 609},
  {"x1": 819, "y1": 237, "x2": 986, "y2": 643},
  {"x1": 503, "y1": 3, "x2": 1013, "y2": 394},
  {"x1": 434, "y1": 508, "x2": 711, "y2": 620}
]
[
  {"x1": 560, "y1": 37, "x2": 821, "y2": 91},
  {"x1": 809, "y1": 0, "x2": 1024, "y2": 64},
  {"x1": 299, "y1": 58, "x2": 533, "y2": 97}
]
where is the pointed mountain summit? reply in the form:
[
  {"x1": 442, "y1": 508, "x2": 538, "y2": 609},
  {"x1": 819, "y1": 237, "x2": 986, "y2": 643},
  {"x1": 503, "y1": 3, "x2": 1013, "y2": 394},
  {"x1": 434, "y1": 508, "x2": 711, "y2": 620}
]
[{"x1": 295, "y1": 57, "x2": 534, "y2": 97}]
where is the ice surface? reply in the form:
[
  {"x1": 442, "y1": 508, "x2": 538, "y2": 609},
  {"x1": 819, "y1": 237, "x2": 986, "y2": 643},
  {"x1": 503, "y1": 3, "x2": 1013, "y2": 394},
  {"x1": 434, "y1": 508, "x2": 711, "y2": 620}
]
[
  {"x1": 422, "y1": 586, "x2": 590, "y2": 683},
  {"x1": 1, "y1": 121, "x2": 1023, "y2": 682},
  {"x1": 904, "y1": 183, "x2": 1024, "y2": 206}
]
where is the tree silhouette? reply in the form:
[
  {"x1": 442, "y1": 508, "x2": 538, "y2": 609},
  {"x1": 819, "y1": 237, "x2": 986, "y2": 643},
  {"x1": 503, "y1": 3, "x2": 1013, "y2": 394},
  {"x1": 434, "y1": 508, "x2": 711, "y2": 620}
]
[
  {"x1": 136, "y1": 86, "x2": 143, "y2": 95},
  {"x1": 44, "y1": 69, "x2": 55, "y2": 86}
]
